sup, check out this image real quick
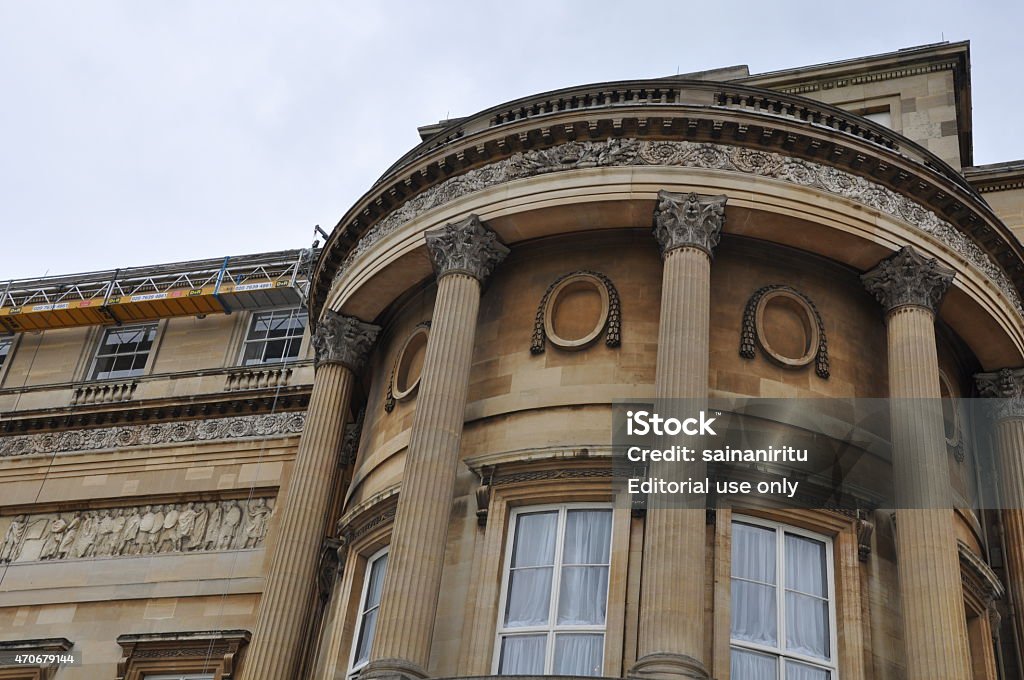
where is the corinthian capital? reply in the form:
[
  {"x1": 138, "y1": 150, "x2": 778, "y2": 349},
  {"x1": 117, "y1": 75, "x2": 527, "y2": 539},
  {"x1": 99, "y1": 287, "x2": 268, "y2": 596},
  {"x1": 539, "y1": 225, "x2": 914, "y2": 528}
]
[
  {"x1": 976, "y1": 367, "x2": 1024, "y2": 420},
  {"x1": 312, "y1": 311, "x2": 380, "y2": 371},
  {"x1": 860, "y1": 246, "x2": 955, "y2": 314},
  {"x1": 425, "y1": 214, "x2": 509, "y2": 282},
  {"x1": 652, "y1": 190, "x2": 727, "y2": 257}
]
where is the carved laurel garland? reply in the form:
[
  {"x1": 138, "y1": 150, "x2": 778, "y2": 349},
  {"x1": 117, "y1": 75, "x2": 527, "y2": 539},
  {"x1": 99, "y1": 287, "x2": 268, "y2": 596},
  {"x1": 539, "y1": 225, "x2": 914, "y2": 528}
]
[
  {"x1": 333, "y1": 138, "x2": 1022, "y2": 318},
  {"x1": 740, "y1": 284, "x2": 830, "y2": 379},
  {"x1": 385, "y1": 321, "x2": 431, "y2": 413},
  {"x1": 0, "y1": 412, "x2": 306, "y2": 459},
  {"x1": 531, "y1": 271, "x2": 621, "y2": 354}
]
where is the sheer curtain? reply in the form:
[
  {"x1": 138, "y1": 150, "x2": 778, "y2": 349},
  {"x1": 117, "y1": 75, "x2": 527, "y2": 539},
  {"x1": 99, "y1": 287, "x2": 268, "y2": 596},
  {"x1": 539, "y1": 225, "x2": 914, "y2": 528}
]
[
  {"x1": 730, "y1": 648, "x2": 775, "y2": 680},
  {"x1": 784, "y1": 535, "x2": 828, "y2": 659},
  {"x1": 499, "y1": 635, "x2": 545, "y2": 673},
  {"x1": 731, "y1": 523, "x2": 777, "y2": 646},
  {"x1": 554, "y1": 633, "x2": 603, "y2": 675},
  {"x1": 505, "y1": 512, "x2": 557, "y2": 627},
  {"x1": 353, "y1": 553, "x2": 388, "y2": 666},
  {"x1": 558, "y1": 510, "x2": 611, "y2": 626}
]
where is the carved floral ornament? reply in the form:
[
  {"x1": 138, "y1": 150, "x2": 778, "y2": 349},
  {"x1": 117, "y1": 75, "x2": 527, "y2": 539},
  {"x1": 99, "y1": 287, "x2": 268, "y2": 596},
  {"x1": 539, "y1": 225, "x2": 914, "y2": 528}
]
[
  {"x1": 652, "y1": 190, "x2": 727, "y2": 257},
  {"x1": 861, "y1": 245, "x2": 955, "y2": 315},
  {"x1": 312, "y1": 310, "x2": 380, "y2": 371},
  {"x1": 0, "y1": 497, "x2": 275, "y2": 565},
  {"x1": 740, "y1": 285, "x2": 830, "y2": 379},
  {"x1": 424, "y1": 214, "x2": 509, "y2": 282},
  {"x1": 975, "y1": 367, "x2": 1024, "y2": 421},
  {"x1": 531, "y1": 271, "x2": 621, "y2": 354},
  {"x1": 331, "y1": 138, "x2": 1023, "y2": 319},
  {"x1": 0, "y1": 412, "x2": 306, "y2": 459}
]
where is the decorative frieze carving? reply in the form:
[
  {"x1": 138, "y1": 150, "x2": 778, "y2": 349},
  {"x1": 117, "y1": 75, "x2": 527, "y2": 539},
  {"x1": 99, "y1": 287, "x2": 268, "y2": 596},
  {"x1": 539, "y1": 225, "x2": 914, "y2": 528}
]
[
  {"x1": 975, "y1": 367, "x2": 1024, "y2": 421},
  {"x1": 861, "y1": 246, "x2": 955, "y2": 314},
  {"x1": 652, "y1": 191, "x2": 727, "y2": 257},
  {"x1": 531, "y1": 271, "x2": 621, "y2": 354},
  {"x1": 424, "y1": 214, "x2": 509, "y2": 282},
  {"x1": 312, "y1": 310, "x2": 380, "y2": 370},
  {"x1": 0, "y1": 412, "x2": 306, "y2": 460},
  {"x1": 740, "y1": 284, "x2": 829, "y2": 379},
  {"x1": 333, "y1": 139, "x2": 1023, "y2": 318},
  {"x1": 0, "y1": 497, "x2": 275, "y2": 564}
]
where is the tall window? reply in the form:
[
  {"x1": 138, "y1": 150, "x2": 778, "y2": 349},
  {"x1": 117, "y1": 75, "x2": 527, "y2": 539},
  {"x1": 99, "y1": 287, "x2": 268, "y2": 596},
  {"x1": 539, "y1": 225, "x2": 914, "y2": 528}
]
[
  {"x1": 240, "y1": 308, "x2": 307, "y2": 366},
  {"x1": 348, "y1": 548, "x2": 388, "y2": 679},
  {"x1": 0, "y1": 335, "x2": 12, "y2": 369},
  {"x1": 91, "y1": 324, "x2": 158, "y2": 380},
  {"x1": 731, "y1": 517, "x2": 837, "y2": 679},
  {"x1": 495, "y1": 505, "x2": 612, "y2": 676}
]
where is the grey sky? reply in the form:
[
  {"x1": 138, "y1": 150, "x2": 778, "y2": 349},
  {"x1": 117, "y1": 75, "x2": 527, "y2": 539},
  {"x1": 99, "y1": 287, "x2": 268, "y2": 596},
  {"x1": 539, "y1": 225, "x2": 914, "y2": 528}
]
[{"x1": 1, "y1": 1, "x2": 1021, "y2": 281}]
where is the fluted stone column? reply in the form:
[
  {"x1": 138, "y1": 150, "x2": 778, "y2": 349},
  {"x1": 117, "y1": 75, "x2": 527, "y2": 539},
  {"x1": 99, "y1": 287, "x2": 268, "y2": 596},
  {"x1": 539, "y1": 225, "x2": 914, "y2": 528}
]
[
  {"x1": 241, "y1": 312, "x2": 379, "y2": 680},
  {"x1": 363, "y1": 215, "x2": 508, "y2": 679},
  {"x1": 976, "y1": 367, "x2": 1024, "y2": 661},
  {"x1": 862, "y1": 246, "x2": 972, "y2": 680},
  {"x1": 631, "y1": 191, "x2": 726, "y2": 680}
]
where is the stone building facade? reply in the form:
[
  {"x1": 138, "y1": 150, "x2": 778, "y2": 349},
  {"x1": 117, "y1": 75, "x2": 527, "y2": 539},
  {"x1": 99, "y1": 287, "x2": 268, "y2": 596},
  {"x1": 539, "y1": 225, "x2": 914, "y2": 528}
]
[{"x1": 4, "y1": 41, "x2": 1024, "y2": 680}]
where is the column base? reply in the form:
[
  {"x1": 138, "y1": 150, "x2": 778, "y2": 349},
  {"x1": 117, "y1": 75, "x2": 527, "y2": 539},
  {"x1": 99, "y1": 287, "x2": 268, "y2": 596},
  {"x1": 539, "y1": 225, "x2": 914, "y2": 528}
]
[
  {"x1": 629, "y1": 653, "x2": 710, "y2": 680},
  {"x1": 360, "y1": 658, "x2": 429, "y2": 680}
]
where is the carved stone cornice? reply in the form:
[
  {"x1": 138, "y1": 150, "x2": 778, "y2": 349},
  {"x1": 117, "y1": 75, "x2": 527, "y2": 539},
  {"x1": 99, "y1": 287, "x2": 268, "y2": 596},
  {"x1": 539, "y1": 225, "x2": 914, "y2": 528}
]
[
  {"x1": 975, "y1": 367, "x2": 1024, "y2": 421},
  {"x1": 0, "y1": 412, "x2": 306, "y2": 459},
  {"x1": 327, "y1": 139, "x2": 1023, "y2": 319},
  {"x1": 424, "y1": 214, "x2": 509, "y2": 282},
  {"x1": 312, "y1": 310, "x2": 380, "y2": 371},
  {"x1": 652, "y1": 190, "x2": 727, "y2": 257},
  {"x1": 861, "y1": 246, "x2": 955, "y2": 315}
]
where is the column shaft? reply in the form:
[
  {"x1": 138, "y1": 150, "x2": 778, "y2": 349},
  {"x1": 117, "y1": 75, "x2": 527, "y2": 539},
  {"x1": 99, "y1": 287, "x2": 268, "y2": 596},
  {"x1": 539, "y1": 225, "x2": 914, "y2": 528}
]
[
  {"x1": 367, "y1": 273, "x2": 481, "y2": 677},
  {"x1": 634, "y1": 246, "x2": 711, "y2": 679},
  {"x1": 886, "y1": 305, "x2": 971, "y2": 680},
  {"x1": 242, "y1": 362, "x2": 357, "y2": 679},
  {"x1": 996, "y1": 419, "x2": 1024, "y2": 661}
]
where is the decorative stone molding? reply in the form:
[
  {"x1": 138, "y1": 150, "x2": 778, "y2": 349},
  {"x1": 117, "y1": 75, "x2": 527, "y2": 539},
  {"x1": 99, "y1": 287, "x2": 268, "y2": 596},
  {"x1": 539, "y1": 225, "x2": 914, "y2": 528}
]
[
  {"x1": 312, "y1": 310, "x2": 380, "y2": 370},
  {"x1": 224, "y1": 365, "x2": 293, "y2": 392},
  {"x1": 976, "y1": 367, "x2": 1024, "y2": 419},
  {"x1": 856, "y1": 510, "x2": 874, "y2": 562},
  {"x1": 531, "y1": 271, "x2": 621, "y2": 354},
  {"x1": 0, "y1": 497, "x2": 275, "y2": 564},
  {"x1": 316, "y1": 537, "x2": 342, "y2": 604},
  {"x1": 70, "y1": 380, "x2": 137, "y2": 406},
  {"x1": 332, "y1": 139, "x2": 1023, "y2": 318},
  {"x1": 652, "y1": 190, "x2": 727, "y2": 257},
  {"x1": 338, "y1": 409, "x2": 364, "y2": 466},
  {"x1": 385, "y1": 322, "x2": 431, "y2": 412},
  {"x1": 0, "y1": 638, "x2": 73, "y2": 679},
  {"x1": 424, "y1": 214, "x2": 509, "y2": 282},
  {"x1": 116, "y1": 630, "x2": 250, "y2": 680},
  {"x1": 861, "y1": 245, "x2": 955, "y2": 314},
  {"x1": 339, "y1": 505, "x2": 397, "y2": 546},
  {"x1": 739, "y1": 284, "x2": 829, "y2": 378},
  {"x1": 958, "y1": 540, "x2": 1005, "y2": 609},
  {"x1": 0, "y1": 412, "x2": 305, "y2": 459}
]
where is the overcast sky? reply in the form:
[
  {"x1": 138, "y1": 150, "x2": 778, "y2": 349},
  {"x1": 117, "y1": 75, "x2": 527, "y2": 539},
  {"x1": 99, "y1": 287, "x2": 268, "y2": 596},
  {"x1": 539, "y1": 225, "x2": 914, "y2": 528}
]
[{"x1": 1, "y1": 1, "x2": 1022, "y2": 281}]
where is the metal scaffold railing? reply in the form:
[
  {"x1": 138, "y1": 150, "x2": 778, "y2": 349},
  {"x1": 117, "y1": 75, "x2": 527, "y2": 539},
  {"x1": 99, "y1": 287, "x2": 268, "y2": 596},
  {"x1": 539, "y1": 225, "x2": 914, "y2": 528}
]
[{"x1": 0, "y1": 248, "x2": 318, "y2": 333}]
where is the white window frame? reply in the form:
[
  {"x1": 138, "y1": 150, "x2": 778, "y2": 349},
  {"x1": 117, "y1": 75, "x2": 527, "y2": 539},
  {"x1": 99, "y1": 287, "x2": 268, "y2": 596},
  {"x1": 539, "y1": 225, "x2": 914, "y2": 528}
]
[
  {"x1": 89, "y1": 323, "x2": 159, "y2": 380},
  {"x1": 730, "y1": 515, "x2": 839, "y2": 679},
  {"x1": 492, "y1": 503, "x2": 614, "y2": 675},
  {"x1": 237, "y1": 307, "x2": 308, "y2": 367},
  {"x1": 347, "y1": 547, "x2": 389, "y2": 679}
]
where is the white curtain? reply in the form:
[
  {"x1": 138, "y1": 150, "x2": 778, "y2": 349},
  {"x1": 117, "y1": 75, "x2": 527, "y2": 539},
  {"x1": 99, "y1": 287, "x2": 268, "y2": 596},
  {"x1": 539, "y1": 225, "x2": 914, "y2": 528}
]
[
  {"x1": 354, "y1": 554, "x2": 388, "y2": 665},
  {"x1": 786, "y1": 660, "x2": 829, "y2": 680},
  {"x1": 499, "y1": 635, "x2": 545, "y2": 673},
  {"x1": 732, "y1": 523, "x2": 776, "y2": 583},
  {"x1": 730, "y1": 647, "x2": 775, "y2": 680},
  {"x1": 784, "y1": 535, "x2": 828, "y2": 659},
  {"x1": 558, "y1": 566, "x2": 608, "y2": 625},
  {"x1": 731, "y1": 579, "x2": 777, "y2": 646},
  {"x1": 554, "y1": 633, "x2": 603, "y2": 675},
  {"x1": 563, "y1": 510, "x2": 612, "y2": 564},
  {"x1": 505, "y1": 512, "x2": 557, "y2": 627}
]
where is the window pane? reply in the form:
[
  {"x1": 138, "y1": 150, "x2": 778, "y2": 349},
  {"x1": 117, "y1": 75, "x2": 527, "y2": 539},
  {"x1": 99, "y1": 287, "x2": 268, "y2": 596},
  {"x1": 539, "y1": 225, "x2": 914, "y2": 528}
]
[
  {"x1": 353, "y1": 607, "x2": 378, "y2": 665},
  {"x1": 505, "y1": 567, "x2": 553, "y2": 627},
  {"x1": 554, "y1": 633, "x2": 603, "y2": 676},
  {"x1": 731, "y1": 580, "x2": 777, "y2": 646},
  {"x1": 366, "y1": 554, "x2": 388, "y2": 609},
  {"x1": 563, "y1": 509, "x2": 612, "y2": 564},
  {"x1": 498, "y1": 635, "x2": 545, "y2": 673},
  {"x1": 731, "y1": 647, "x2": 777, "y2": 680},
  {"x1": 785, "y1": 591, "x2": 829, "y2": 660},
  {"x1": 786, "y1": 660, "x2": 830, "y2": 680},
  {"x1": 511, "y1": 512, "x2": 557, "y2": 567},
  {"x1": 732, "y1": 522, "x2": 776, "y2": 584},
  {"x1": 785, "y1": 534, "x2": 826, "y2": 597},
  {"x1": 557, "y1": 566, "x2": 608, "y2": 625}
]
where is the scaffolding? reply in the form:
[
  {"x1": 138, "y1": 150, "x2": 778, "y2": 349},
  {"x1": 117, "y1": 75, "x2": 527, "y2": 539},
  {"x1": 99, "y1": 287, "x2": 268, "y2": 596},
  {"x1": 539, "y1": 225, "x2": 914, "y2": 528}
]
[{"x1": 0, "y1": 249, "x2": 317, "y2": 333}]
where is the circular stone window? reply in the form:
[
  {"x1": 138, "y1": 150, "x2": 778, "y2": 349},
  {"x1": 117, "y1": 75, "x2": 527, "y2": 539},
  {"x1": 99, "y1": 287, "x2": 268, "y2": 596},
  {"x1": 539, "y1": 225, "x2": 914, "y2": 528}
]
[
  {"x1": 754, "y1": 290, "x2": 820, "y2": 368},
  {"x1": 392, "y1": 326, "x2": 429, "y2": 401},
  {"x1": 543, "y1": 274, "x2": 610, "y2": 350}
]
